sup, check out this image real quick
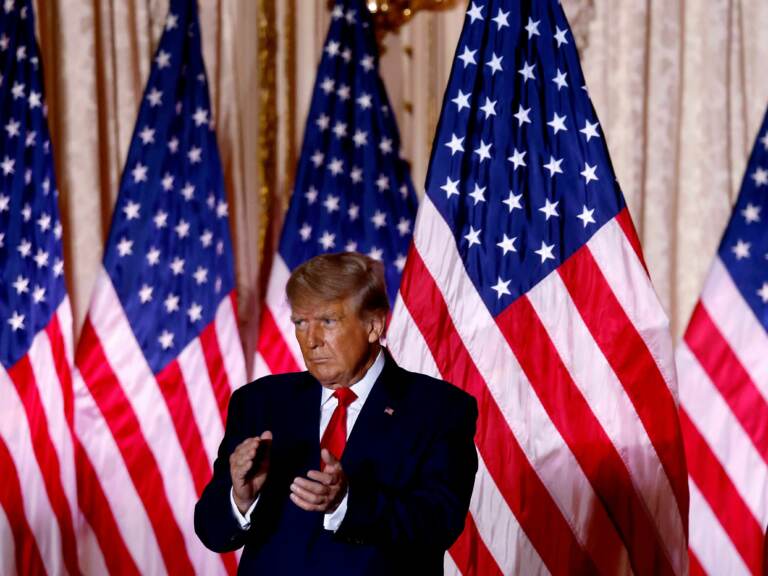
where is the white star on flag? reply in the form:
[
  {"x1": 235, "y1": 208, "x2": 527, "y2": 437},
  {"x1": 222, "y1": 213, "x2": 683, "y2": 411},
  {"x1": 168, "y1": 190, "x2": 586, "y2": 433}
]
[
  {"x1": 458, "y1": 46, "x2": 476, "y2": 67},
  {"x1": 580, "y1": 119, "x2": 600, "y2": 141},
  {"x1": 497, "y1": 234, "x2": 517, "y2": 255},
  {"x1": 534, "y1": 240, "x2": 556, "y2": 262},
  {"x1": 469, "y1": 184, "x2": 486, "y2": 205},
  {"x1": 132, "y1": 162, "x2": 148, "y2": 183},
  {"x1": 464, "y1": 226, "x2": 482, "y2": 247},
  {"x1": 474, "y1": 140, "x2": 492, "y2": 162},
  {"x1": 466, "y1": 2, "x2": 483, "y2": 23},
  {"x1": 441, "y1": 177, "x2": 460, "y2": 198},
  {"x1": 492, "y1": 9, "x2": 510, "y2": 30},
  {"x1": 525, "y1": 17, "x2": 540, "y2": 38},
  {"x1": 485, "y1": 53, "x2": 503, "y2": 75},
  {"x1": 543, "y1": 156, "x2": 564, "y2": 177},
  {"x1": 547, "y1": 112, "x2": 568, "y2": 134},
  {"x1": 581, "y1": 163, "x2": 599, "y2": 184},
  {"x1": 508, "y1": 148, "x2": 526, "y2": 169},
  {"x1": 539, "y1": 198, "x2": 559, "y2": 220},
  {"x1": 514, "y1": 105, "x2": 531, "y2": 125},
  {"x1": 732, "y1": 239, "x2": 751, "y2": 259},
  {"x1": 445, "y1": 134, "x2": 464, "y2": 156},
  {"x1": 577, "y1": 206, "x2": 596, "y2": 227},
  {"x1": 503, "y1": 191, "x2": 523, "y2": 212}
]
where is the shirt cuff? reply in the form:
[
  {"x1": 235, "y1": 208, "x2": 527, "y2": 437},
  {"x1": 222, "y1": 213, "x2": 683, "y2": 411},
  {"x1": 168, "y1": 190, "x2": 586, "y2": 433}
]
[
  {"x1": 323, "y1": 491, "x2": 348, "y2": 532},
  {"x1": 230, "y1": 488, "x2": 259, "y2": 530}
]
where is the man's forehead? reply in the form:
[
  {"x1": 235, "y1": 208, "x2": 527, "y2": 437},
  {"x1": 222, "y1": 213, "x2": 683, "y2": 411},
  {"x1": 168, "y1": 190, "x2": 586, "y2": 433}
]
[{"x1": 290, "y1": 296, "x2": 352, "y2": 317}]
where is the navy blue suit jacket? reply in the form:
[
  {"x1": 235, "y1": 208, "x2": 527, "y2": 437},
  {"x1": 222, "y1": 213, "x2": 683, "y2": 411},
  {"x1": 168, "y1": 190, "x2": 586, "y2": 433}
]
[{"x1": 195, "y1": 353, "x2": 478, "y2": 575}]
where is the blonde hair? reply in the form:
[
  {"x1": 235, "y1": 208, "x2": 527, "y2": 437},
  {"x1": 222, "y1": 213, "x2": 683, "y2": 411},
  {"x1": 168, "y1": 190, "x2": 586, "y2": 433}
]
[{"x1": 286, "y1": 252, "x2": 389, "y2": 318}]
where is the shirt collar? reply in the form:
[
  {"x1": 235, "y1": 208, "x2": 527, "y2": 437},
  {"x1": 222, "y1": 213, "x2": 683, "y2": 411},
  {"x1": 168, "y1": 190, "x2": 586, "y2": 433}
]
[{"x1": 320, "y1": 349, "x2": 385, "y2": 407}]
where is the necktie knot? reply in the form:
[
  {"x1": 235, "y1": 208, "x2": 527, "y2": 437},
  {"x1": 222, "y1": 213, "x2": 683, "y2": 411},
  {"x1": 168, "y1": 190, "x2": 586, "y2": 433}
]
[{"x1": 333, "y1": 387, "x2": 357, "y2": 408}]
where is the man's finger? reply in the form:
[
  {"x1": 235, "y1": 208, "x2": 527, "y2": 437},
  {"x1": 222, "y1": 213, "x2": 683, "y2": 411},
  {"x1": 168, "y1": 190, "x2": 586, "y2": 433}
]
[
  {"x1": 292, "y1": 477, "x2": 330, "y2": 495},
  {"x1": 289, "y1": 492, "x2": 322, "y2": 512},
  {"x1": 234, "y1": 466, "x2": 251, "y2": 482},
  {"x1": 236, "y1": 458, "x2": 256, "y2": 472},
  {"x1": 235, "y1": 437, "x2": 261, "y2": 452},
  {"x1": 232, "y1": 448, "x2": 257, "y2": 465},
  {"x1": 230, "y1": 450, "x2": 253, "y2": 469},
  {"x1": 236, "y1": 451, "x2": 256, "y2": 469},
  {"x1": 231, "y1": 441, "x2": 255, "y2": 461},
  {"x1": 237, "y1": 446, "x2": 257, "y2": 462},
  {"x1": 290, "y1": 481, "x2": 326, "y2": 504},
  {"x1": 306, "y1": 469, "x2": 334, "y2": 485}
]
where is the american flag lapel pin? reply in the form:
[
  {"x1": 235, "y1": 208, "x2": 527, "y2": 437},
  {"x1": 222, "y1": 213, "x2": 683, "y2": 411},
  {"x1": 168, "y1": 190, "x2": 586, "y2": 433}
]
[{"x1": 384, "y1": 407, "x2": 394, "y2": 416}]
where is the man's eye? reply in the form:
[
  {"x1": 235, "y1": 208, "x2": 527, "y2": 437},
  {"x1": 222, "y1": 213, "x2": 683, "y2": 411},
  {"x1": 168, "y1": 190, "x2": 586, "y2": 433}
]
[
  {"x1": 293, "y1": 319, "x2": 306, "y2": 328},
  {"x1": 322, "y1": 318, "x2": 336, "y2": 326}
]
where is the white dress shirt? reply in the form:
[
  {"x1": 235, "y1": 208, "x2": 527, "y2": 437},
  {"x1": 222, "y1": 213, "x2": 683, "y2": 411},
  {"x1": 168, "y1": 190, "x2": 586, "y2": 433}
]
[{"x1": 230, "y1": 350, "x2": 385, "y2": 532}]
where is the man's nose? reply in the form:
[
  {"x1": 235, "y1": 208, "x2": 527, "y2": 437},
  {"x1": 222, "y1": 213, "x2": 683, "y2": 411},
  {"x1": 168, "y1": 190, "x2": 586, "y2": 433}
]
[{"x1": 306, "y1": 324, "x2": 323, "y2": 348}]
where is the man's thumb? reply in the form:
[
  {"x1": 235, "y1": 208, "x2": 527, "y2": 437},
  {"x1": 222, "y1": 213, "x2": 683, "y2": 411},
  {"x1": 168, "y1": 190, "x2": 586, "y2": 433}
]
[{"x1": 321, "y1": 448, "x2": 338, "y2": 466}]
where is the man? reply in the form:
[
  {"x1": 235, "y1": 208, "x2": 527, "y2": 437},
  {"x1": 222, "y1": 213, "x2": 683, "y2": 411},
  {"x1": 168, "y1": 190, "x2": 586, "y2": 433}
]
[{"x1": 195, "y1": 252, "x2": 478, "y2": 575}]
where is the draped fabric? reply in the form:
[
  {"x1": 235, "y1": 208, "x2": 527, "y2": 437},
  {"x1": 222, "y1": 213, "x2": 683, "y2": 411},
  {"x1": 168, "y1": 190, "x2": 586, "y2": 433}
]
[
  {"x1": 34, "y1": 0, "x2": 768, "y2": 350},
  {"x1": 572, "y1": 0, "x2": 768, "y2": 338}
]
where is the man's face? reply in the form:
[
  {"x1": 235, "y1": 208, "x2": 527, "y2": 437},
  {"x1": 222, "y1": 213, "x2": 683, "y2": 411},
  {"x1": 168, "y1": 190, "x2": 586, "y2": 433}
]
[{"x1": 291, "y1": 296, "x2": 383, "y2": 389}]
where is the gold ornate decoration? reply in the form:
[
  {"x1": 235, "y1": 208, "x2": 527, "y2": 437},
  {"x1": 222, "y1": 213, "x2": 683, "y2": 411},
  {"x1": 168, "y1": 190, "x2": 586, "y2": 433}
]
[
  {"x1": 256, "y1": 0, "x2": 278, "y2": 258},
  {"x1": 329, "y1": 0, "x2": 460, "y2": 39},
  {"x1": 282, "y1": 0, "x2": 296, "y2": 214}
]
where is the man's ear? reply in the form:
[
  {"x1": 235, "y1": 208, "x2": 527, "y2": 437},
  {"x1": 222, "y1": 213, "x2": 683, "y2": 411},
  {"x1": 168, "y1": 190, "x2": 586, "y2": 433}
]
[{"x1": 367, "y1": 312, "x2": 386, "y2": 343}]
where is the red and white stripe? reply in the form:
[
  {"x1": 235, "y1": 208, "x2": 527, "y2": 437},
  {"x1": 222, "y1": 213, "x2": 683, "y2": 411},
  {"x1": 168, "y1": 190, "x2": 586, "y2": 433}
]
[
  {"x1": 388, "y1": 196, "x2": 689, "y2": 575},
  {"x1": 252, "y1": 254, "x2": 305, "y2": 378},
  {"x1": 0, "y1": 300, "x2": 80, "y2": 576},
  {"x1": 677, "y1": 257, "x2": 768, "y2": 575},
  {"x1": 73, "y1": 269, "x2": 246, "y2": 575}
]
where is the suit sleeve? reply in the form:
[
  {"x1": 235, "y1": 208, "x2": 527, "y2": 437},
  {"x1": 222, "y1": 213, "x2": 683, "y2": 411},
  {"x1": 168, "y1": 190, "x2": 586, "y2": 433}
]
[
  {"x1": 336, "y1": 390, "x2": 478, "y2": 550},
  {"x1": 194, "y1": 387, "x2": 252, "y2": 552}
]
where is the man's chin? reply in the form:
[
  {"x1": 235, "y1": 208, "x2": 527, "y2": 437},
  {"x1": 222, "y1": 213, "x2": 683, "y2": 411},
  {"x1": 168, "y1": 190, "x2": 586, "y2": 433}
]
[{"x1": 309, "y1": 367, "x2": 341, "y2": 388}]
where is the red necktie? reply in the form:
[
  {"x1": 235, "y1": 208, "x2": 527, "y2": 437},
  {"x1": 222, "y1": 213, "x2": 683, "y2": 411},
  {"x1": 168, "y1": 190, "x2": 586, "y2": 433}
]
[{"x1": 320, "y1": 388, "x2": 357, "y2": 469}]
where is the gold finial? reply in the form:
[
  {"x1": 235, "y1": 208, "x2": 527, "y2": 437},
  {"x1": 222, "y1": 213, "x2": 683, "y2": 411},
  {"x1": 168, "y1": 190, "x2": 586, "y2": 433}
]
[{"x1": 329, "y1": 1, "x2": 460, "y2": 39}]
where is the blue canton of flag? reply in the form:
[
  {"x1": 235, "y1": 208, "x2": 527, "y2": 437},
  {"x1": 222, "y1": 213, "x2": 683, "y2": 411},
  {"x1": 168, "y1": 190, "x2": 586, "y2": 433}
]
[
  {"x1": 426, "y1": 0, "x2": 624, "y2": 316},
  {"x1": 102, "y1": 0, "x2": 235, "y2": 373},
  {"x1": 0, "y1": 0, "x2": 66, "y2": 367},
  {"x1": 719, "y1": 110, "x2": 768, "y2": 325},
  {"x1": 279, "y1": 0, "x2": 417, "y2": 304}
]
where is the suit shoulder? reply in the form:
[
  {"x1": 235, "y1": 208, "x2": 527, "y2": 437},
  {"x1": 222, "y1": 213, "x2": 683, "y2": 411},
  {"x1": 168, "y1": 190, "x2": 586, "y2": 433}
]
[
  {"x1": 397, "y1": 365, "x2": 477, "y2": 414},
  {"x1": 231, "y1": 371, "x2": 309, "y2": 404}
]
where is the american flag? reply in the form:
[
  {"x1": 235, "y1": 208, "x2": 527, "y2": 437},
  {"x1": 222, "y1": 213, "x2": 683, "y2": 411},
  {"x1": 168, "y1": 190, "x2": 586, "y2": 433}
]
[
  {"x1": 387, "y1": 1, "x2": 690, "y2": 574},
  {"x1": 0, "y1": 1, "x2": 79, "y2": 574},
  {"x1": 252, "y1": 0, "x2": 417, "y2": 377},
  {"x1": 71, "y1": 0, "x2": 245, "y2": 573},
  {"x1": 677, "y1": 106, "x2": 768, "y2": 575}
]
